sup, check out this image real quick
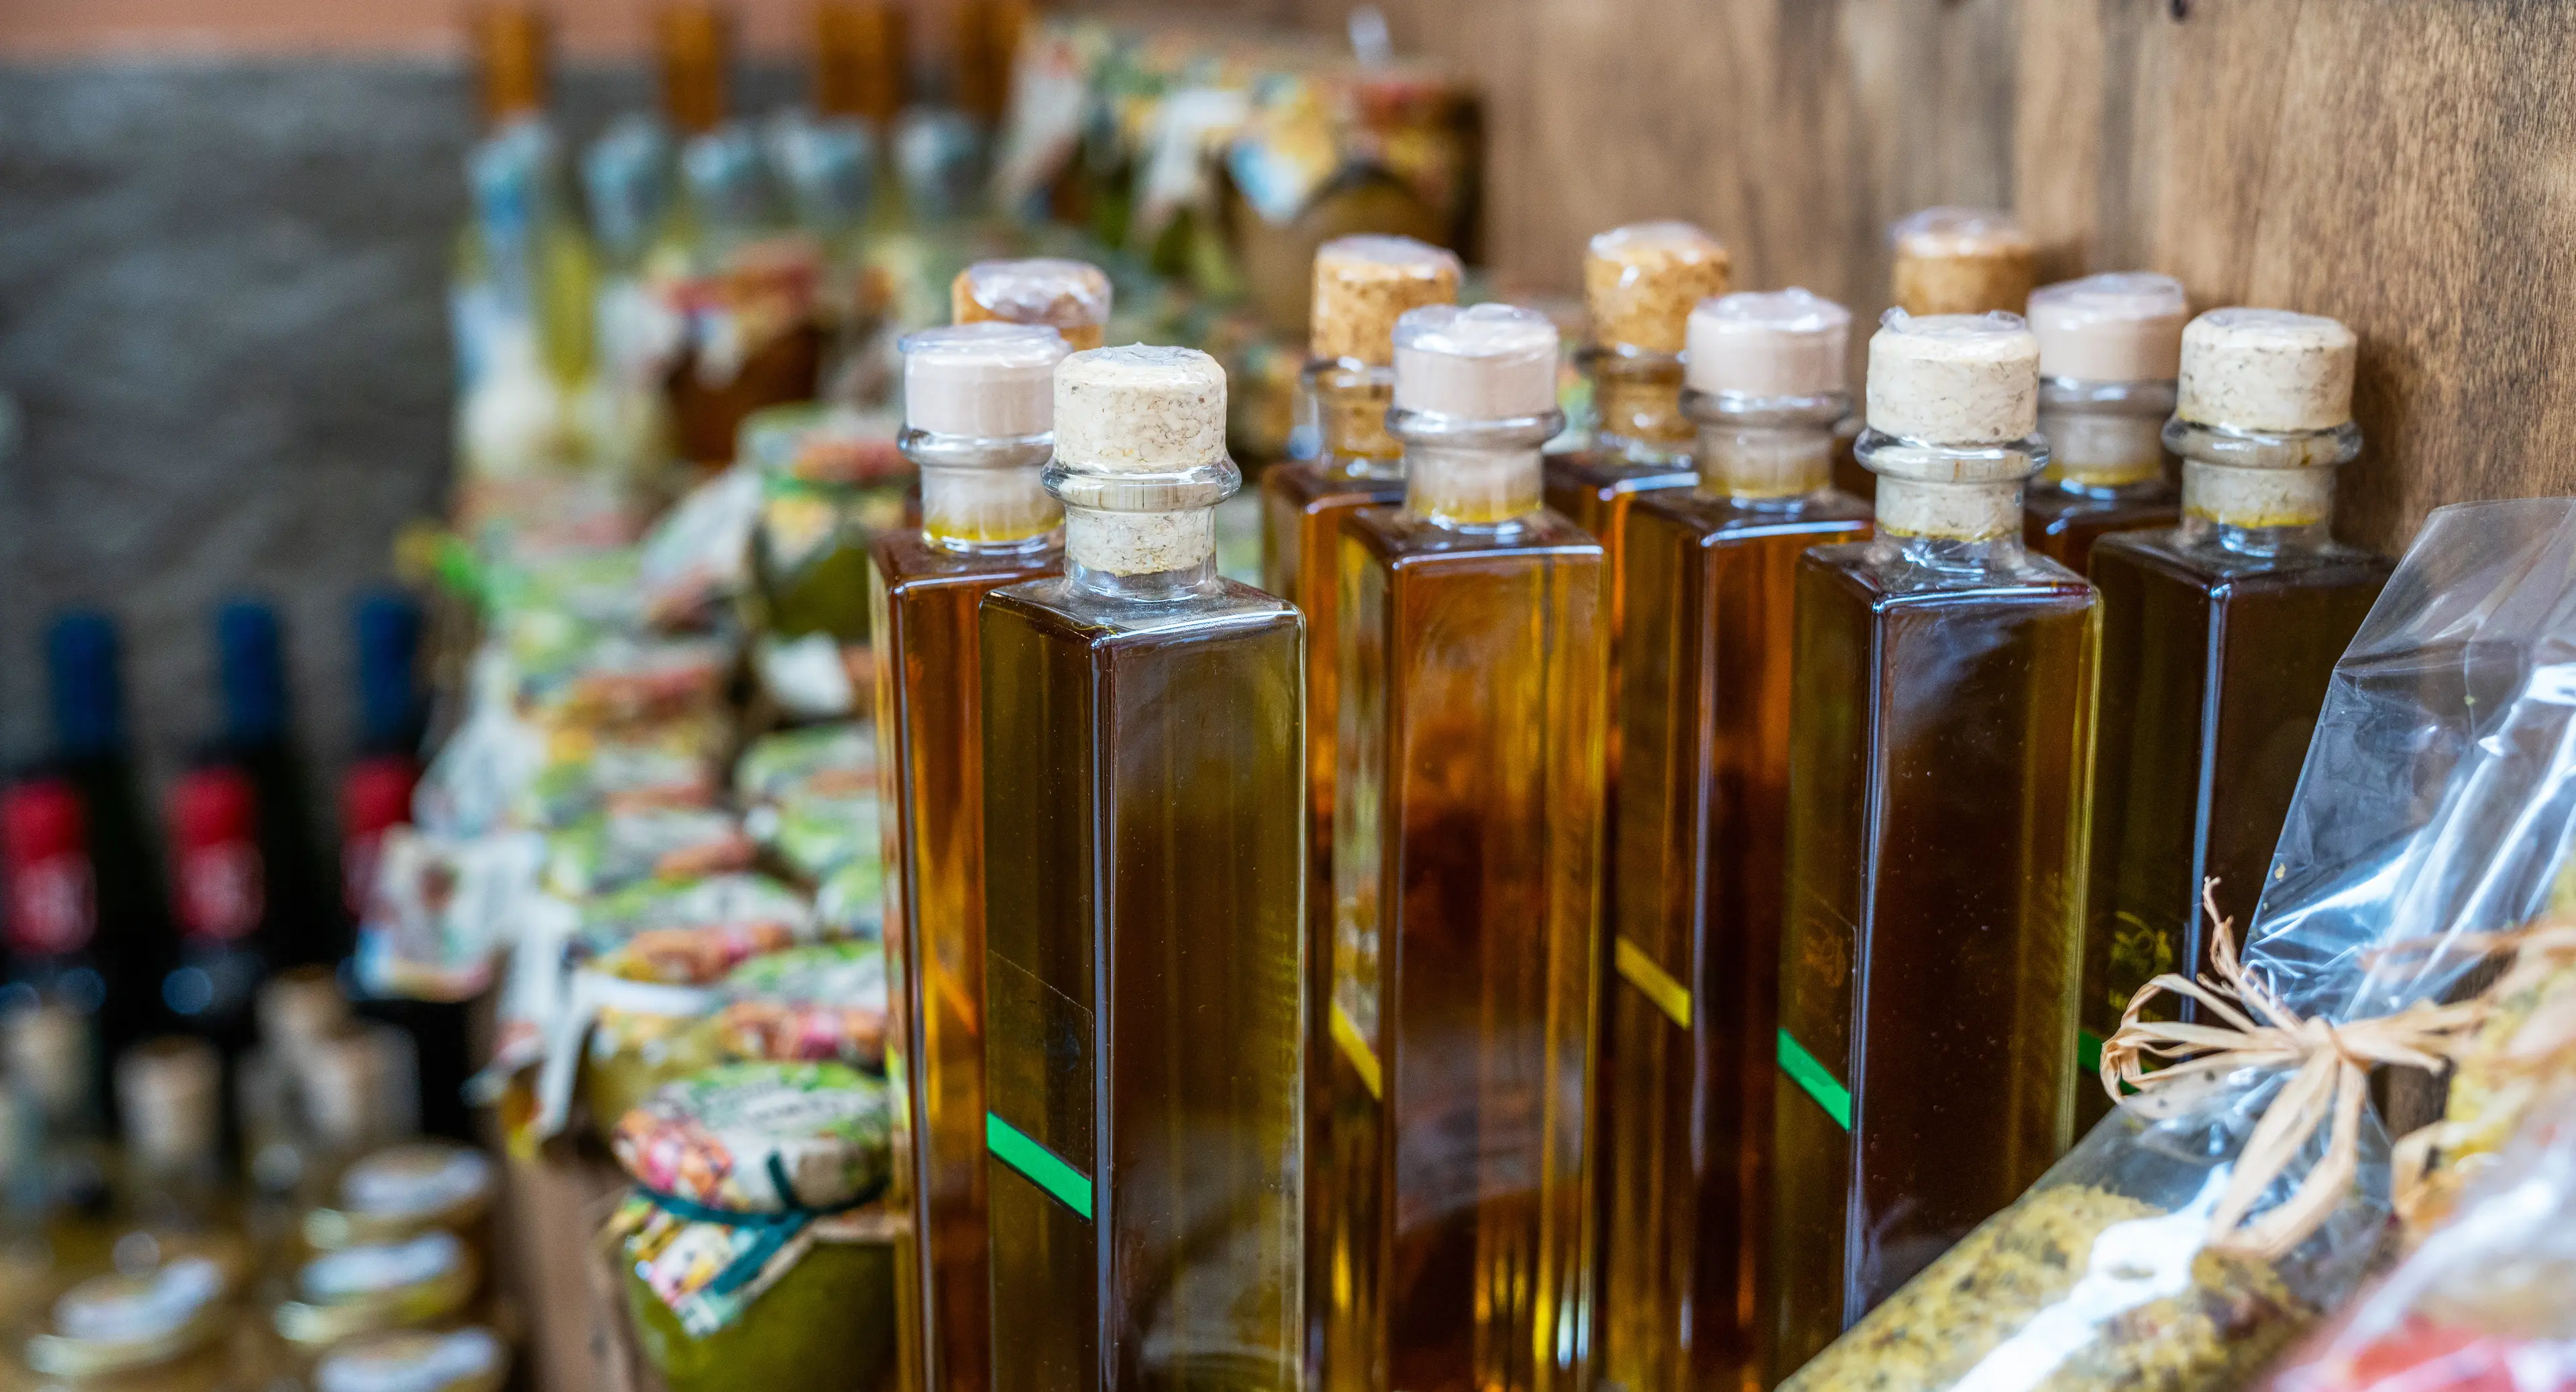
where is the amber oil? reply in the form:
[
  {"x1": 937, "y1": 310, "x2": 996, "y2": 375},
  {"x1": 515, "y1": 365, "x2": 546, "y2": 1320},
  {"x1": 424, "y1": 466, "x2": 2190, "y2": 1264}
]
[
  {"x1": 1768, "y1": 311, "x2": 2094, "y2": 1377},
  {"x1": 979, "y1": 347, "x2": 1305, "y2": 1392},
  {"x1": 1321, "y1": 304, "x2": 1604, "y2": 1392},
  {"x1": 1600, "y1": 291, "x2": 1869, "y2": 1392},
  {"x1": 2078, "y1": 308, "x2": 2388, "y2": 1130},
  {"x1": 869, "y1": 323, "x2": 1069, "y2": 1392}
]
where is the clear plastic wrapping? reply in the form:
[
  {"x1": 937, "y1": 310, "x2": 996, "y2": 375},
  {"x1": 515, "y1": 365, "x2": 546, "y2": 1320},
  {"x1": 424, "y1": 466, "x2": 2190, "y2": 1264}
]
[
  {"x1": 1783, "y1": 499, "x2": 2576, "y2": 1392},
  {"x1": 2265, "y1": 1093, "x2": 2576, "y2": 1392}
]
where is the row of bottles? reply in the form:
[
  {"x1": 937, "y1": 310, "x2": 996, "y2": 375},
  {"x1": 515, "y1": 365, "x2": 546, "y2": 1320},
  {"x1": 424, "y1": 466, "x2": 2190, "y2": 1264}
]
[
  {"x1": 847, "y1": 207, "x2": 2388, "y2": 1392},
  {"x1": 1, "y1": 597, "x2": 430, "y2": 1144},
  {"x1": 453, "y1": 0, "x2": 1028, "y2": 512}
]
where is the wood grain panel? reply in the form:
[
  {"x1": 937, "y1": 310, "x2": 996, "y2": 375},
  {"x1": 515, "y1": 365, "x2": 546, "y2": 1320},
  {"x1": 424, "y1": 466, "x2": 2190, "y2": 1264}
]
[{"x1": 1234, "y1": 0, "x2": 2576, "y2": 549}]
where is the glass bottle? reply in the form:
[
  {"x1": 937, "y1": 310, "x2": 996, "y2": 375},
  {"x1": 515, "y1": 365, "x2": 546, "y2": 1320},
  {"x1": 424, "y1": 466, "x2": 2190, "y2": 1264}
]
[
  {"x1": 115, "y1": 1037, "x2": 235, "y2": 1246},
  {"x1": 2021, "y1": 273, "x2": 2187, "y2": 572},
  {"x1": 1768, "y1": 311, "x2": 2094, "y2": 1375},
  {"x1": 951, "y1": 259, "x2": 1114, "y2": 352},
  {"x1": 1321, "y1": 304, "x2": 1603, "y2": 1392},
  {"x1": 212, "y1": 602, "x2": 333, "y2": 970},
  {"x1": 1540, "y1": 223, "x2": 1725, "y2": 1370},
  {"x1": 20, "y1": 613, "x2": 170, "y2": 1098},
  {"x1": 6, "y1": 1003, "x2": 113, "y2": 1250},
  {"x1": 867, "y1": 321, "x2": 1070, "y2": 1392},
  {"x1": 979, "y1": 347, "x2": 1305, "y2": 1392},
  {"x1": 1599, "y1": 290, "x2": 1870, "y2": 1392},
  {"x1": 1255, "y1": 239, "x2": 1458, "y2": 1354},
  {"x1": 654, "y1": 1, "x2": 824, "y2": 470},
  {"x1": 2080, "y1": 309, "x2": 2390, "y2": 1127}
]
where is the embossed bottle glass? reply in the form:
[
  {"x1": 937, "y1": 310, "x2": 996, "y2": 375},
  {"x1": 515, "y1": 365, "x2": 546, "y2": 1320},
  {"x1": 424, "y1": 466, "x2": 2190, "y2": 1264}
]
[
  {"x1": 2020, "y1": 274, "x2": 2188, "y2": 572},
  {"x1": 1769, "y1": 311, "x2": 2095, "y2": 1377},
  {"x1": 1601, "y1": 291, "x2": 1869, "y2": 1392},
  {"x1": 1322, "y1": 305, "x2": 1603, "y2": 1392},
  {"x1": 979, "y1": 347, "x2": 1305, "y2": 1392},
  {"x1": 869, "y1": 323, "x2": 1069, "y2": 1392},
  {"x1": 2080, "y1": 309, "x2": 2390, "y2": 1129}
]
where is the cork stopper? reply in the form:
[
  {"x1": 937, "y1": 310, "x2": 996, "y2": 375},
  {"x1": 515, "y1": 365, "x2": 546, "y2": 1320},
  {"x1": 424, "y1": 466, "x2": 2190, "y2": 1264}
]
[
  {"x1": 259, "y1": 965, "x2": 349, "y2": 1053},
  {"x1": 1585, "y1": 222, "x2": 1731, "y2": 354},
  {"x1": 303, "y1": 1025, "x2": 419, "y2": 1154},
  {"x1": 4, "y1": 1002, "x2": 90, "y2": 1122},
  {"x1": 468, "y1": 4, "x2": 550, "y2": 127},
  {"x1": 655, "y1": 2, "x2": 731, "y2": 136},
  {"x1": 1866, "y1": 310, "x2": 2041, "y2": 445},
  {"x1": 1310, "y1": 235, "x2": 1462, "y2": 365},
  {"x1": 902, "y1": 323, "x2": 1067, "y2": 439},
  {"x1": 952, "y1": 260, "x2": 1112, "y2": 352},
  {"x1": 1890, "y1": 207, "x2": 2037, "y2": 317},
  {"x1": 1055, "y1": 345, "x2": 1228, "y2": 472},
  {"x1": 1687, "y1": 289, "x2": 1851, "y2": 399},
  {"x1": 1052, "y1": 346, "x2": 1233, "y2": 576},
  {"x1": 2176, "y1": 307, "x2": 2357, "y2": 432},
  {"x1": 1392, "y1": 304, "x2": 1561, "y2": 421},
  {"x1": 2029, "y1": 272, "x2": 2188, "y2": 383},
  {"x1": 117, "y1": 1037, "x2": 221, "y2": 1172}
]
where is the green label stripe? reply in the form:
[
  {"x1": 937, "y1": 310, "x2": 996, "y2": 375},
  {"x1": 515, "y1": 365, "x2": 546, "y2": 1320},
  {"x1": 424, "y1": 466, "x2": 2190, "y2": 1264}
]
[
  {"x1": 986, "y1": 1112, "x2": 1093, "y2": 1220},
  {"x1": 2078, "y1": 1028, "x2": 2106, "y2": 1077},
  {"x1": 1776, "y1": 1029, "x2": 1853, "y2": 1130}
]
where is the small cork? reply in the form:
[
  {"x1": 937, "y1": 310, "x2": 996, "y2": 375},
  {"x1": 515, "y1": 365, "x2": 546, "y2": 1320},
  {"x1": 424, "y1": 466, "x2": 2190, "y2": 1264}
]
[
  {"x1": 902, "y1": 323, "x2": 1067, "y2": 438},
  {"x1": 118, "y1": 1036, "x2": 221, "y2": 1171},
  {"x1": 1585, "y1": 221, "x2": 1731, "y2": 354},
  {"x1": 303, "y1": 1025, "x2": 417, "y2": 1153},
  {"x1": 1311, "y1": 235, "x2": 1462, "y2": 365},
  {"x1": 1688, "y1": 288, "x2": 1850, "y2": 398},
  {"x1": 2176, "y1": 307, "x2": 2357, "y2": 432},
  {"x1": 1055, "y1": 345, "x2": 1228, "y2": 472},
  {"x1": 1867, "y1": 310, "x2": 2041, "y2": 445},
  {"x1": 952, "y1": 259, "x2": 1113, "y2": 352},
  {"x1": 259, "y1": 965, "x2": 349, "y2": 1053},
  {"x1": 4, "y1": 1003, "x2": 89, "y2": 1120},
  {"x1": 2029, "y1": 272, "x2": 2188, "y2": 383},
  {"x1": 1393, "y1": 304, "x2": 1561, "y2": 420},
  {"x1": 1890, "y1": 207, "x2": 2037, "y2": 317}
]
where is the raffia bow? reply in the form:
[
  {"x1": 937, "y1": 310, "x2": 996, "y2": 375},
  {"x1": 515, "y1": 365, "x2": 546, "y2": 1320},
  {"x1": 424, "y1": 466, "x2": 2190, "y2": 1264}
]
[
  {"x1": 2100, "y1": 883, "x2": 2487, "y2": 1260},
  {"x1": 2388, "y1": 919, "x2": 2576, "y2": 1226}
]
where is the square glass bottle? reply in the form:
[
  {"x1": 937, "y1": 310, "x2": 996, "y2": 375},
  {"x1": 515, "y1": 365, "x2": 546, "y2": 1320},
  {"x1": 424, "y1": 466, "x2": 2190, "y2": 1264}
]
[
  {"x1": 979, "y1": 347, "x2": 1306, "y2": 1392},
  {"x1": 1768, "y1": 311, "x2": 2096, "y2": 1376},
  {"x1": 1599, "y1": 291, "x2": 1870, "y2": 1392},
  {"x1": 1321, "y1": 305, "x2": 1604, "y2": 1392},
  {"x1": 867, "y1": 323, "x2": 1069, "y2": 1392},
  {"x1": 900, "y1": 258, "x2": 1113, "y2": 531},
  {"x1": 2020, "y1": 274, "x2": 2188, "y2": 572},
  {"x1": 1256, "y1": 234, "x2": 1459, "y2": 1378},
  {"x1": 2080, "y1": 308, "x2": 2390, "y2": 1128}
]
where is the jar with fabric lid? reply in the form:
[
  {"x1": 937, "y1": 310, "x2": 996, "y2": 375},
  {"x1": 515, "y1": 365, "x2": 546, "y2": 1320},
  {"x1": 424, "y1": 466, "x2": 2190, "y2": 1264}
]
[
  {"x1": 12, "y1": 1252, "x2": 245, "y2": 1391},
  {"x1": 272, "y1": 1230, "x2": 481, "y2": 1354},
  {"x1": 606, "y1": 1061, "x2": 895, "y2": 1392},
  {"x1": 309, "y1": 1326, "x2": 509, "y2": 1392},
  {"x1": 300, "y1": 1142, "x2": 496, "y2": 1253},
  {"x1": 709, "y1": 939, "x2": 888, "y2": 1071}
]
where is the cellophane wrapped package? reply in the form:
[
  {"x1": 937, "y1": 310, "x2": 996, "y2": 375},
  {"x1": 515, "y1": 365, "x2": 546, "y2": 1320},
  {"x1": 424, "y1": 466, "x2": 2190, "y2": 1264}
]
[{"x1": 1782, "y1": 499, "x2": 2576, "y2": 1392}]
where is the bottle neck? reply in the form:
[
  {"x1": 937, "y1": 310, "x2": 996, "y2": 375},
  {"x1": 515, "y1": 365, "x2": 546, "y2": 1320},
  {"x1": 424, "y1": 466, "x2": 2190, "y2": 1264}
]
[
  {"x1": 1856, "y1": 427, "x2": 2047, "y2": 568},
  {"x1": 1046, "y1": 460, "x2": 1237, "y2": 602},
  {"x1": 1585, "y1": 345, "x2": 1691, "y2": 464},
  {"x1": 1684, "y1": 389, "x2": 1847, "y2": 504},
  {"x1": 1393, "y1": 409, "x2": 1565, "y2": 530},
  {"x1": 1309, "y1": 361, "x2": 1403, "y2": 480},
  {"x1": 902, "y1": 430, "x2": 1061, "y2": 553},
  {"x1": 2035, "y1": 377, "x2": 2176, "y2": 494},
  {"x1": 2166, "y1": 416, "x2": 2361, "y2": 557}
]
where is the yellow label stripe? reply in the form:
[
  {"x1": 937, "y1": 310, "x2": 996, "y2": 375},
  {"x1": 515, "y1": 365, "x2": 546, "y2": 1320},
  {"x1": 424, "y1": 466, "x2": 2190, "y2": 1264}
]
[
  {"x1": 1330, "y1": 1002, "x2": 1383, "y2": 1100},
  {"x1": 1616, "y1": 937, "x2": 1692, "y2": 1029}
]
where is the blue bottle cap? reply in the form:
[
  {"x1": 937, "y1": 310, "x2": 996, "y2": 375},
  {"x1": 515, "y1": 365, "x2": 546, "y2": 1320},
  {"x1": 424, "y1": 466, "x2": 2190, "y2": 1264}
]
[
  {"x1": 354, "y1": 590, "x2": 425, "y2": 751},
  {"x1": 216, "y1": 600, "x2": 290, "y2": 747},
  {"x1": 44, "y1": 610, "x2": 124, "y2": 759}
]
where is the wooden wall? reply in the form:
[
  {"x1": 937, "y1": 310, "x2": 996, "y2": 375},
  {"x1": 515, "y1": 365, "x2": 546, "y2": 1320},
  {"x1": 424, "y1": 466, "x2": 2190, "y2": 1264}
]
[{"x1": 1155, "y1": 0, "x2": 2576, "y2": 553}]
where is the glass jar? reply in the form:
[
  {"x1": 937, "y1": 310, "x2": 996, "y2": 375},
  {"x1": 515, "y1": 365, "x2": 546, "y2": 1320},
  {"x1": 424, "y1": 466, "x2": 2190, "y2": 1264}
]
[
  {"x1": 272, "y1": 1231, "x2": 480, "y2": 1354},
  {"x1": 15, "y1": 1254, "x2": 241, "y2": 1392},
  {"x1": 309, "y1": 1326, "x2": 509, "y2": 1392},
  {"x1": 301, "y1": 1142, "x2": 496, "y2": 1253}
]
